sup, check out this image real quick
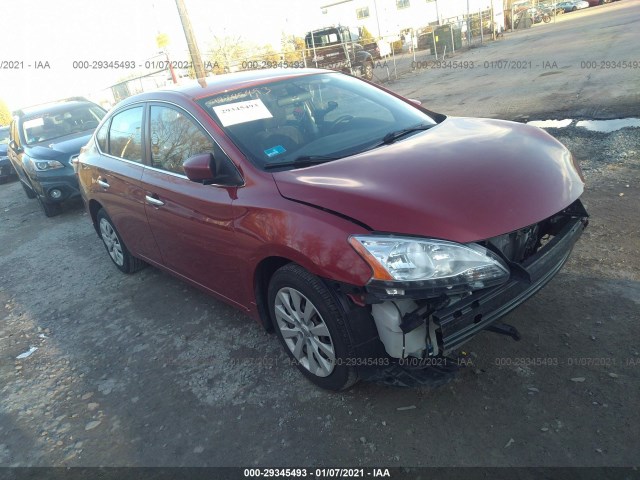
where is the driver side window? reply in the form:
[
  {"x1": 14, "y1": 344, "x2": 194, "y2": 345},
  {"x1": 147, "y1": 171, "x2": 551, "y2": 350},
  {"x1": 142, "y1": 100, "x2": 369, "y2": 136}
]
[{"x1": 149, "y1": 105, "x2": 214, "y2": 175}]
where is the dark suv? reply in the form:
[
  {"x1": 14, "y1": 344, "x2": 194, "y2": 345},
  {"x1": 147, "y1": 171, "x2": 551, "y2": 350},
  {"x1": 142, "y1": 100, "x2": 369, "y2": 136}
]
[
  {"x1": 8, "y1": 97, "x2": 106, "y2": 216},
  {"x1": 0, "y1": 126, "x2": 16, "y2": 183}
]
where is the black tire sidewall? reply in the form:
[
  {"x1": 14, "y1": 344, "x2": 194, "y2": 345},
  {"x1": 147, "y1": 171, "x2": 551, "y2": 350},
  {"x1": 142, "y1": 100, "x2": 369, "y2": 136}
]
[{"x1": 268, "y1": 264, "x2": 357, "y2": 391}]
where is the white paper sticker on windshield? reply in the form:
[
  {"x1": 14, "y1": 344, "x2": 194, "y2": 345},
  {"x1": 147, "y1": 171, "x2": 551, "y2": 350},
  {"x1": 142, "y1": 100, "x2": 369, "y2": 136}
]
[
  {"x1": 213, "y1": 99, "x2": 273, "y2": 127},
  {"x1": 24, "y1": 118, "x2": 44, "y2": 129}
]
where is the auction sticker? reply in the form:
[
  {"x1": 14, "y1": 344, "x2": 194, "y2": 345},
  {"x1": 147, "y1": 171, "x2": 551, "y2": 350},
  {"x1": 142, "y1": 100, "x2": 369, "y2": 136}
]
[{"x1": 213, "y1": 99, "x2": 272, "y2": 127}]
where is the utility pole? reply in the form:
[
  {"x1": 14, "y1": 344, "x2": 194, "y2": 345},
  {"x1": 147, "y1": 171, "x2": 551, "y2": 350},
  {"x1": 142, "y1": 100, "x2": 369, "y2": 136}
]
[{"x1": 174, "y1": 0, "x2": 207, "y2": 85}]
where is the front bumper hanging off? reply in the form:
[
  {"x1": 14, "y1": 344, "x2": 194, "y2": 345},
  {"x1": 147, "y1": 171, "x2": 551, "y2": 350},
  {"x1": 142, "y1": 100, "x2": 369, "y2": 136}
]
[{"x1": 434, "y1": 213, "x2": 587, "y2": 354}]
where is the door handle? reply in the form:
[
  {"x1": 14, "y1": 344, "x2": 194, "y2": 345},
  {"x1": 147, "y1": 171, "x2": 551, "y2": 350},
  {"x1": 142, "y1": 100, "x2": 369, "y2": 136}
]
[
  {"x1": 145, "y1": 195, "x2": 165, "y2": 207},
  {"x1": 97, "y1": 178, "x2": 109, "y2": 189}
]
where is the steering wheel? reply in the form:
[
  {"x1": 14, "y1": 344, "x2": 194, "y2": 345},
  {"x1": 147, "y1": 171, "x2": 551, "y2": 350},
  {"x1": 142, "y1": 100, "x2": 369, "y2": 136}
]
[{"x1": 328, "y1": 115, "x2": 354, "y2": 134}]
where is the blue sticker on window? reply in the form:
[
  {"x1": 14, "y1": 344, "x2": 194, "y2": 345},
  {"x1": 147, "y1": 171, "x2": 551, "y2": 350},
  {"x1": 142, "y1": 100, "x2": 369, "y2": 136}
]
[{"x1": 264, "y1": 145, "x2": 286, "y2": 157}]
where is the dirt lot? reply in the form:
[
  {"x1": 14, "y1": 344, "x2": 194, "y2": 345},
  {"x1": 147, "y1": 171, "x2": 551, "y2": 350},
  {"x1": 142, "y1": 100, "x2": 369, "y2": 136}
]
[{"x1": 1, "y1": 1, "x2": 639, "y2": 472}]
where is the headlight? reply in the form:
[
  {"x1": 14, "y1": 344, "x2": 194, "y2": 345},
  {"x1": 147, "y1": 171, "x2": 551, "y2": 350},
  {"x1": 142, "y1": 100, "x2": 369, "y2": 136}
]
[
  {"x1": 349, "y1": 235, "x2": 509, "y2": 291},
  {"x1": 31, "y1": 159, "x2": 65, "y2": 171}
]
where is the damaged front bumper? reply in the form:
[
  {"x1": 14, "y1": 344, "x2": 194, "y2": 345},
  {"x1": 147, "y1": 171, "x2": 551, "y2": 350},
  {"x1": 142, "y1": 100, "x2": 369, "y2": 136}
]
[
  {"x1": 433, "y1": 212, "x2": 587, "y2": 354},
  {"x1": 345, "y1": 200, "x2": 589, "y2": 372}
]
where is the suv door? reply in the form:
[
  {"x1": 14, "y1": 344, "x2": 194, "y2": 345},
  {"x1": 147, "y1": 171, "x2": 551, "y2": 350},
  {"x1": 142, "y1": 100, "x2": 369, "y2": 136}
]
[
  {"x1": 141, "y1": 103, "x2": 242, "y2": 307},
  {"x1": 79, "y1": 105, "x2": 162, "y2": 263}
]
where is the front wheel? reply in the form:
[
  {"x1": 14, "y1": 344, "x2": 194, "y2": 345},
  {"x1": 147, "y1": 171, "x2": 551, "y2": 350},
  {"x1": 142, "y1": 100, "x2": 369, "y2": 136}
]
[
  {"x1": 268, "y1": 264, "x2": 359, "y2": 391},
  {"x1": 37, "y1": 195, "x2": 62, "y2": 217},
  {"x1": 21, "y1": 181, "x2": 37, "y2": 199},
  {"x1": 543, "y1": 14, "x2": 551, "y2": 22},
  {"x1": 96, "y1": 208, "x2": 145, "y2": 273}
]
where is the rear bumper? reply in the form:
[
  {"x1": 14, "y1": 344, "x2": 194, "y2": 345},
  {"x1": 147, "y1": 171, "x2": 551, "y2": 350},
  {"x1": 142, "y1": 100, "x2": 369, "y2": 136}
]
[{"x1": 433, "y1": 215, "x2": 587, "y2": 354}]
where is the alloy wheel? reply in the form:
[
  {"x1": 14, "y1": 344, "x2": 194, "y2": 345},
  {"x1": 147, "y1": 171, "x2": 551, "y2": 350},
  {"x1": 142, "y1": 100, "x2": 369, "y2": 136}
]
[
  {"x1": 100, "y1": 218, "x2": 124, "y2": 266},
  {"x1": 274, "y1": 287, "x2": 336, "y2": 377}
]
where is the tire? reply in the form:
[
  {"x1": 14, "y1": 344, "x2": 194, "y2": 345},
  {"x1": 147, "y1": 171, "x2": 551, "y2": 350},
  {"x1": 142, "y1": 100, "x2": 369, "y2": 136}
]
[
  {"x1": 96, "y1": 208, "x2": 145, "y2": 274},
  {"x1": 21, "y1": 181, "x2": 37, "y2": 199},
  {"x1": 268, "y1": 263, "x2": 359, "y2": 391},
  {"x1": 37, "y1": 195, "x2": 62, "y2": 217},
  {"x1": 363, "y1": 61, "x2": 374, "y2": 81},
  {"x1": 543, "y1": 14, "x2": 551, "y2": 22}
]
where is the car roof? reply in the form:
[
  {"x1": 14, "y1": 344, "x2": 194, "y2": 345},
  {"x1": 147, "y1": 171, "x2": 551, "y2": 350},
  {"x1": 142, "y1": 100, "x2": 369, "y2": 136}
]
[{"x1": 116, "y1": 68, "x2": 336, "y2": 106}]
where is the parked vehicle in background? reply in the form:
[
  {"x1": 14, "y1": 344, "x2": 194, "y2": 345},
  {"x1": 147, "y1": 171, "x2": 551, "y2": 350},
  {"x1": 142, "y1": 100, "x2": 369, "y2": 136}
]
[
  {"x1": 587, "y1": 0, "x2": 611, "y2": 6},
  {"x1": 7, "y1": 98, "x2": 106, "y2": 216},
  {"x1": 305, "y1": 26, "x2": 376, "y2": 80},
  {"x1": 557, "y1": 0, "x2": 589, "y2": 12},
  {"x1": 77, "y1": 69, "x2": 588, "y2": 390},
  {"x1": 0, "y1": 126, "x2": 17, "y2": 183}
]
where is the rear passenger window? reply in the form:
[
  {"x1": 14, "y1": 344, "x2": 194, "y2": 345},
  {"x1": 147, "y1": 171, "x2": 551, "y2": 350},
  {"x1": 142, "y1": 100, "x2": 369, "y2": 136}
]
[
  {"x1": 95, "y1": 121, "x2": 108, "y2": 152},
  {"x1": 109, "y1": 107, "x2": 143, "y2": 162},
  {"x1": 149, "y1": 105, "x2": 214, "y2": 175}
]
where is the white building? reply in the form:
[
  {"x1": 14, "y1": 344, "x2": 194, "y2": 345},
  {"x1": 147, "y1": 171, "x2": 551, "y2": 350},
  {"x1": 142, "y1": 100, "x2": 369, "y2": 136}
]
[{"x1": 319, "y1": 0, "x2": 504, "y2": 38}]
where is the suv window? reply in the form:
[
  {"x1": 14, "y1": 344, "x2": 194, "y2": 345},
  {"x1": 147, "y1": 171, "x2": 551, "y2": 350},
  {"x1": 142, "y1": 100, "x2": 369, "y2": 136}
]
[
  {"x1": 149, "y1": 105, "x2": 214, "y2": 175},
  {"x1": 109, "y1": 107, "x2": 144, "y2": 162}
]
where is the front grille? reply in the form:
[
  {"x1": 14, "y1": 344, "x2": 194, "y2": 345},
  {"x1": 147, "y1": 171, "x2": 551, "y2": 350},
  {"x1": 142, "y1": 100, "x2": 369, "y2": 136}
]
[{"x1": 485, "y1": 199, "x2": 589, "y2": 264}]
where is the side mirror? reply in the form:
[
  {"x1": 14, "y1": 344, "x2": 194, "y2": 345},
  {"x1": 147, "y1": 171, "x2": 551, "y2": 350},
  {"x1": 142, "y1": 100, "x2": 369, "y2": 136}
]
[
  {"x1": 184, "y1": 153, "x2": 216, "y2": 183},
  {"x1": 184, "y1": 152, "x2": 244, "y2": 187}
]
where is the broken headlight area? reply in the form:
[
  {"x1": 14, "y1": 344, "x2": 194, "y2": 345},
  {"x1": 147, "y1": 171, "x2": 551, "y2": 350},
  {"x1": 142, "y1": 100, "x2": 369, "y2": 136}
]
[{"x1": 348, "y1": 199, "x2": 588, "y2": 364}]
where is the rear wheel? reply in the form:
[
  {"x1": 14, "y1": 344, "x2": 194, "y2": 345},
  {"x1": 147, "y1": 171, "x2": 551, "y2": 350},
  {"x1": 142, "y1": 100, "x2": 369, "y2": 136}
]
[
  {"x1": 268, "y1": 263, "x2": 359, "y2": 391},
  {"x1": 96, "y1": 208, "x2": 145, "y2": 273}
]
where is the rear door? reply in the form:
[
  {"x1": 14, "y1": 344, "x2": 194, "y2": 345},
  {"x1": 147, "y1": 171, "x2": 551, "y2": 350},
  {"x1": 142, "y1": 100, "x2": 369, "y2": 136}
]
[
  {"x1": 140, "y1": 102, "x2": 242, "y2": 307},
  {"x1": 78, "y1": 105, "x2": 162, "y2": 263}
]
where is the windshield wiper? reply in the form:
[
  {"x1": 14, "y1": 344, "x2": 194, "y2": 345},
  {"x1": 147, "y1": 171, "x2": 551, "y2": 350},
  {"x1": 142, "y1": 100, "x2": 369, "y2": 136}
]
[
  {"x1": 263, "y1": 155, "x2": 341, "y2": 170},
  {"x1": 378, "y1": 124, "x2": 434, "y2": 146}
]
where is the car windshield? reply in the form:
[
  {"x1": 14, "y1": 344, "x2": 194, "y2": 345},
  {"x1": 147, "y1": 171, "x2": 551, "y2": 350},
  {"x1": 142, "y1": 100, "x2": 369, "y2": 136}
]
[
  {"x1": 199, "y1": 72, "x2": 437, "y2": 171},
  {"x1": 22, "y1": 105, "x2": 105, "y2": 145},
  {"x1": 0, "y1": 128, "x2": 9, "y2": 145}
]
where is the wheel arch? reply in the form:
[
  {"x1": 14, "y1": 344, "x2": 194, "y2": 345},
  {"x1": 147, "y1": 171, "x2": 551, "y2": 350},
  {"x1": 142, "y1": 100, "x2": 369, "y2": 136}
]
[
  {"x1": 88, "y1": 199, "x2": 103, "y2": 235},
  {"x1": 253, "y1": 256, "x2": 293, "y2": 332}
]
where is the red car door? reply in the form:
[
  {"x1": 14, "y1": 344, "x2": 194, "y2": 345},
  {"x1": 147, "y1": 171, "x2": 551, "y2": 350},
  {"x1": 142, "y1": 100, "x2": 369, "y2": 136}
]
[
  {"x1": 80, "y1": 105, "x2": 162, "y2": 263},
  {"x1": 140, "y1": 103, "x2": 244, "y2": 308}
]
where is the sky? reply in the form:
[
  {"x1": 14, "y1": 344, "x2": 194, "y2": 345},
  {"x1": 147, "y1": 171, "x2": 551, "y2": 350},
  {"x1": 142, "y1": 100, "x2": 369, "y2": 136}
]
[{"x1": 0, "y1": 0, "x2": 324, "y2": 112}]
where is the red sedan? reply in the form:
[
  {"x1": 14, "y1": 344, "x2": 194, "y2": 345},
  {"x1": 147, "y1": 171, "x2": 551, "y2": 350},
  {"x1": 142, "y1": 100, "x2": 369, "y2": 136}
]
[{"x1": 77, "y1": 69, "x2": 588, "y2": 390}]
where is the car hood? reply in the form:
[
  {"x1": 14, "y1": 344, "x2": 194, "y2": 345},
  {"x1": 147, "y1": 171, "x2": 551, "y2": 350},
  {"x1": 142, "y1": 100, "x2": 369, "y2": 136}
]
[
  {"x1": 25, "y1": 131, "x2": 93, "y2": 161},
  {"x1": 272, "y1": 117, "x2": 585, "y2": 243}
]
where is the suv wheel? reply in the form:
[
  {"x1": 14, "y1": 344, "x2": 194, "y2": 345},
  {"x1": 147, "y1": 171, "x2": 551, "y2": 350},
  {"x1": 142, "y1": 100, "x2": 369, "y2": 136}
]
[
  {"x1": 97, "y1": 208, "x2": 145, "y2": 273},
  {"x1": 37, "y1": 195, "x2": 62, "y2": 217},
  {"x1": 268, "y1": 263, "x2": 359, "y2": 391},
  {"x1": 21, "y1": 182, "x2": 37, "y2": 199}
]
